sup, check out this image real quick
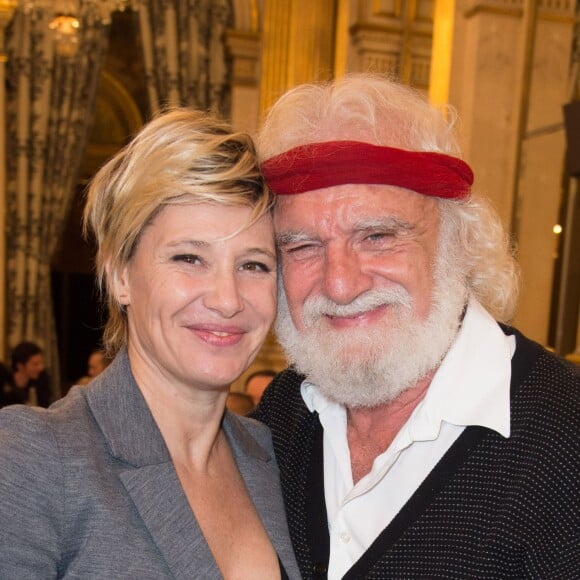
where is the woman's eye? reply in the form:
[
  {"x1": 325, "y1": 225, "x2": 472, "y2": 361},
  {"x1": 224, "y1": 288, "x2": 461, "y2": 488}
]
[
  {"x1": 173, "y1": 254, "x2": 201, "y2": 264},
  {"x1": 241, "y1": 261, "x2": 272, "y2": 273}
]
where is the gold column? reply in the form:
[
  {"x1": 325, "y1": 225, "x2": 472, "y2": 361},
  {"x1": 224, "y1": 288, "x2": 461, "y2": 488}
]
[
  {"x1": 429, "y1": 0, "x2": 454, "y2": 105},
  {"x1": 0, "y1": 1, "x2": 17, "y2": 358},
  {"x1": 333, "y1": 0, "x2": 351, "y2": 78},
  {"x1": 253, "y1": 0, "x2": 338, "y2": 381},
  {"x1": 260, "y1": 0, "x2": 337, "y2": 113}
]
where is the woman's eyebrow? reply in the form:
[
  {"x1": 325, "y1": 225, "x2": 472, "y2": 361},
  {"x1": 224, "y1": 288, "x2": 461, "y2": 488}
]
[{"x1": 165, "y1": 239, "x2": 209, "y2": 249}]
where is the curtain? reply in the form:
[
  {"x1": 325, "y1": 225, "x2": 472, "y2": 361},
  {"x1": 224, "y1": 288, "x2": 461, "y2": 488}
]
[
  {"x1": 5, "y1": 4, "x2": 110, "y2": 400},
  {"x1": 138, "y1": 0, "x2": 232, "y2": 115}
]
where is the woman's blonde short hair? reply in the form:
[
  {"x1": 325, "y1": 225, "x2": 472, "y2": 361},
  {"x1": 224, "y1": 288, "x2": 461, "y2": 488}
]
[{"x1": 83, "y1": 108, "x2": 272, "y2": 356}]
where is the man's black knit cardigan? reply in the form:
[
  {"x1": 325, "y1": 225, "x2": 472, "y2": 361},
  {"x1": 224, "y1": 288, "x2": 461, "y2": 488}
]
[{"x1": 251, "y1": 327, "x2": 579, "y2": 579}]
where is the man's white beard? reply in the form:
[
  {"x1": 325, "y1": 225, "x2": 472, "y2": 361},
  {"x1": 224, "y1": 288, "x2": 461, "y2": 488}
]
[{"x1": 275, "y1": 254, "x2": 468, "y2": 408}]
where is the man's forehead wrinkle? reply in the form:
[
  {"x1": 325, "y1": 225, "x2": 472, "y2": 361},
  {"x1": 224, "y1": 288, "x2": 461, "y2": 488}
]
[{"x1": 274, "y1": 185, "x2": 439, "y2": 243}]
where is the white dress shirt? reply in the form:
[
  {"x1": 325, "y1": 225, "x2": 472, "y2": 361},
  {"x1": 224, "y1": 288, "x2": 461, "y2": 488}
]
[{"x1": 301, "y1": 298, "x2": 515, "y2": 580}]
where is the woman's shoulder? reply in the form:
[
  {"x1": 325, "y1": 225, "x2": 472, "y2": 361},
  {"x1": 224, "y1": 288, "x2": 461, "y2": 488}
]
[
  {"x1": 0, "y1": 404, "x2": 51, "y2": 447},
  {"x1": 235, "y1": 413, "x2": 272, "y2": 439},
  {"x1": 0, "y1": 387, "x2": 92, "y2": 459},
  {"x1": 225, "y1": 412, "x2": 276, "y2": 459},
  {"x1": 0, "y1": 405, "x2": 67, "y2": 511},
  {"x1": 232, "y1": 413, "x2": 272, "y2": 443}
]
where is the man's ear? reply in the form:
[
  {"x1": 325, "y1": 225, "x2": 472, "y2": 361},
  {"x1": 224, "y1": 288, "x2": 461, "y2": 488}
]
[{"x1": 106, "y1": 260, "x2": 131, "y2": 306}]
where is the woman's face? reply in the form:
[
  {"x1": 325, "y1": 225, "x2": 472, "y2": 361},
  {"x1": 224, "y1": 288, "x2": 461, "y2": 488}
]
[{"x1": 115, "y1": 203, "x2": 277, "y2": 395}]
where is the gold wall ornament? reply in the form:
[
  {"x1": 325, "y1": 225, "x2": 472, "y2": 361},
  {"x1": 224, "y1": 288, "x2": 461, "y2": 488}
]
[{"x1": 48, "y1": 13, "x2": 81, "y2": 57}]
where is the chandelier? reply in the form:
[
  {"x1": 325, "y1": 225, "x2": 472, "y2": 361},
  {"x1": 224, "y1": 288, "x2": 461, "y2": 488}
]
[{"x1": 10, "y1": 0, "x2": 138, "y2": 56}]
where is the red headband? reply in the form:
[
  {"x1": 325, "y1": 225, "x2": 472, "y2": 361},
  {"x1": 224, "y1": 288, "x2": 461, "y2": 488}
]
[{"x1": 260, "y1": 140, "x2": 473, "y2": 199}]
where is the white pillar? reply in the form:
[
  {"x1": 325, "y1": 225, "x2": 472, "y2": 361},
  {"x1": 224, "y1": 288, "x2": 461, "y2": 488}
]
[{"x1": 449, "y1": 0, "x2": 576, "y2": 344}]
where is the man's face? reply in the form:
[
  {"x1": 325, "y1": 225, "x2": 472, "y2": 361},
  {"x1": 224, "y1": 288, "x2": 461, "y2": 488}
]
[
  {"x1": 87, "y1": 352, "x2": 106, "y2": 378},
  {"x1": 275, "y1": 183, "x2": 440, "y2": 335},
  {"x1": 274, "y1": 183, "x2": 466, "y2": 407},
  {"x1": 20, "y1": 353, "x2": 45, "y2": 381}
]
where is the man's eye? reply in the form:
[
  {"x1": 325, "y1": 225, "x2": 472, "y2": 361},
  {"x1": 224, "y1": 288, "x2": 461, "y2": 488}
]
[
  {"x1": 366, "y1": 233, "x2": 387, "y2": 241},
  {"x1": 172, "y1": 254, "x2": 201, "y2": 264},
  {"x1": 365, "y1": 231, "x2": 397, "y2": 243},
  {"x1": 284, "y1": 243, "x2": 315, "y2": 254}
]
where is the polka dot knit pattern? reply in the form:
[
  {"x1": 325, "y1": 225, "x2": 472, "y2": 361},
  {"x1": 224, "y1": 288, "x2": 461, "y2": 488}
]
[{"x1": 252, "y1": 328, "x2": 579, "y2": 579}]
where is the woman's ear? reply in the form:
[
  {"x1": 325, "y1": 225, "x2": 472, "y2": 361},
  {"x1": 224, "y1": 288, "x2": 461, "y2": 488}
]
[{"x1": 105, "y1": 260, "x2": 131, "y2": 306}]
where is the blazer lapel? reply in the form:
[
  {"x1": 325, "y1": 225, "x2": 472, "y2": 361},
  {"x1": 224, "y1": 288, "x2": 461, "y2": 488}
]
[
  {"x1": 224, "y1": 413, "x2": 300, "y2": 578},
  {"x1": 85, "y1": 350, "x2": 220, "y2": 579},
  {"x1": 119, "y1": 463, "x2": 221, "y2": 579}
]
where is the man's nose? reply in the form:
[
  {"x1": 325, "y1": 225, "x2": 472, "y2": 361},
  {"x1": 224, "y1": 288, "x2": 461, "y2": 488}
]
[{"x1": 322, "y1": 246, "x2": 372, "y2": 305}]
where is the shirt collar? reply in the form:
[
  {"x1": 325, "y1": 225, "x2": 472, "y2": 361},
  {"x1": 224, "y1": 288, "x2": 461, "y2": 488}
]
[
  {"x1": 419, "y1": 297, "x2": 513, "y2": 438},
  {"x1": 301, "y1": 297, "x2": 514, "y2": 439}
]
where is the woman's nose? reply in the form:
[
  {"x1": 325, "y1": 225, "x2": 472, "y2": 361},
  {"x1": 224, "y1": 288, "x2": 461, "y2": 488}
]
[{"x1": 203, "y1": 271, "x2": 244, "y2": 318}]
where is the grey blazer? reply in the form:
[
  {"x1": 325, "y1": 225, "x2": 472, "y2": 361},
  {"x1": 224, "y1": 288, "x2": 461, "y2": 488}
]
[{"x1": 0, "y1": 350, "x2": 300, "y2": 579}]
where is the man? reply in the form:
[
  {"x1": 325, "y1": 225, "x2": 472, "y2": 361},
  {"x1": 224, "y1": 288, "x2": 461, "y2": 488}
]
[
  {"x1": 76, "y1": 348, "x2": 112, "y2": 386},
  {"x1": 245, "y1": 369, "x2": 277, "y2": 405},
  {"x1": 225, "y1": 391, "x2": 256, "y2": 415},
  {"x1": 87, "y1": 348, "x2": 110, "y2": 379},
  {"x1": 251, "y1": 75, "x2": 579, "y2": 579},
  {"x1": 0, "y1": 341, "x2": 47, "y2": 407}
]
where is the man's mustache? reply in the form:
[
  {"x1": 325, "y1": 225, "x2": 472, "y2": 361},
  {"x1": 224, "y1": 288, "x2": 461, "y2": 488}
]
[{"x1": 301, "y1": 287, "x2": 412, "y2": 327}]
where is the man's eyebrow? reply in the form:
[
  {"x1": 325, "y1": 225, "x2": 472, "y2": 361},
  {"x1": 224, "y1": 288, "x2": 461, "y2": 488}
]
[
  {"x1": 355, "y1": 216, "x2": 414, "y2": 232},
  {"x1": 276, "y1": 231, "x2": 317, "y2": 246}
]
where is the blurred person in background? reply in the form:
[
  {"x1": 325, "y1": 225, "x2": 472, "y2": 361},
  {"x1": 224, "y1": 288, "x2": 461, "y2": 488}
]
[
  {"x1": 76, "y1": 348, "x2": 112, "y2": 386},
  {"x1": 245, "y1": 368, "x2": 277, "y2": 406},
  {"x1": 0, "y1": 341, "x2": 50, "y2": 408},
  {"x1": 226, "y1": 391, "x2": 256, "y2": 415}
]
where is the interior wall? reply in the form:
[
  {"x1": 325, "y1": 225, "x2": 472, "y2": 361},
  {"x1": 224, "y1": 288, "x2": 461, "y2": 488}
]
[
  {"x1": 449, "y1": 0, "x2": 577, "y2": 348},
  {"x1": 7, "y1": 0, "x2": 577, "y2": 391}
]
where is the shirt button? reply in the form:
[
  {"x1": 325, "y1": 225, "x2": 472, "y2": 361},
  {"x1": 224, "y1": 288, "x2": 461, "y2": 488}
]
[{"x1": 340, "y1": 532, "x2": 351, "y2": 543}]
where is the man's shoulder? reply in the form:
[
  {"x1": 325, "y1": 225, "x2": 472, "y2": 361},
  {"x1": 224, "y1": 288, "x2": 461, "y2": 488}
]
[
  {"x1": 269, "y1": 367, "x2": 306, "y2": 392},
  {"x1": 254, "y1": 366, "x2": 306, "y2": 408},
  {"x1": 505, "y1": 326, "x2": 578, "y2": 443},
  {"x1": 506, "y1": 325, "x2": 579, "y2": 393},
  {"x1": 250, "y1": 367, "x2": 312, "y2": 430}
]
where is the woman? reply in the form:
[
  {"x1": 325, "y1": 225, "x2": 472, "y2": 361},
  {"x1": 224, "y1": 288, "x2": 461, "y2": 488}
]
[{"x1": 0, "y1": 110, "x2": 300, "y2": 579}]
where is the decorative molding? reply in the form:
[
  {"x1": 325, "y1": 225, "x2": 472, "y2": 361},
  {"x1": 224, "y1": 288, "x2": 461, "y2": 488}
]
[
  {"x1": 225, "y1": 28, "x2": 260, "y2": 86},
  {"x1": 349, "y1": 0, "x2": 433, "y2": 88},
  {"x1": 372, "y1": 0, "x2": 403, "y2": 18},
  {"x1": 465, "y1": 0, "x2": 577, "y2": 21},
  {"x1": 351, "y1": 23, "x2": 403, "y2": 76},
  {"x1": 229, "y1": 0, "x2": 259, "y2": 32}
]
